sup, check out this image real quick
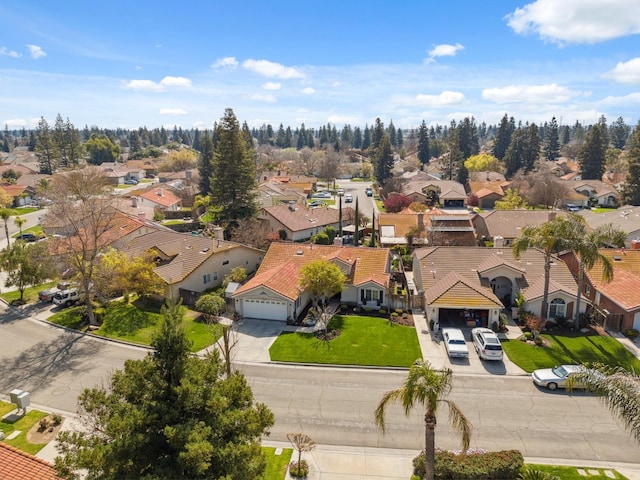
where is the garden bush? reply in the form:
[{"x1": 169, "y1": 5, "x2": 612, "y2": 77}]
[
  {"x1": 413, "y1": 449, "x2": 524, "y2": 479},
  {"x1": 289, "y1": 460, "x2": 309, "y2": 478},
  {"x1": 624, "y1": 328, "x2": 639, "y2": 339}
]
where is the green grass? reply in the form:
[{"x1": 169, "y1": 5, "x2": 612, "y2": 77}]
[
  {"x1": 262, "y1": 446, "x2": 293, "y2": 480},
  {"x1": 9, "y1": 207, "x2": 40, "y2": 215},
  {"x1": 11, "y1": 224, "x2": 44, "y2": 238},
  {"x1": 590, "y1": 207, "x2": 617, "y2": 214},
  {"x1": 270, "y1": 315, "x2": 422, "y2": 367},
  {"x1": 501, "y1": 333, "x2": 640, "y2": 372},
  {"x1": 0, "y1": 401, "x2": 49, "y2": 455},
  {"x1": 48, "y1": 298, "x2": 218, "y2": 352},
  {"x1": 0, "y1": 280, "x2": 56, "y2": 304},
  {"x1": 524, "y1": 464, "x2": 627, "y2": 479}
]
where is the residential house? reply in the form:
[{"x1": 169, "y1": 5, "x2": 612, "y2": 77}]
[
  {"x1": 102, "y1": 162, "x2": 145, "y2": 181},
  {"x1": 413, "y1": 245, "x2": 583, "y2": 329},
  {"x1": 467, "y1": 180, "x2": 511, "y2": 209},
  {"x1": 157, "y1": 169, "x2": 199, "y2": 185},
  {"x1": 568, "y1": 180, "x2": 620, "y2": 208},
  {"x1": 257, "y1": 179, "x2": 308, "y2": 208},
  {"x1": 561, "y1": 247, "x2": 640, "y2": 332},
  {"x1": 126, "y1": 159, "x2": 158, "y2": 177},
  {"x1": 0, "y1": 183, "x2": 35, "y2": 206},
  {"x1": 263, "y1": 174, "x2": 317, "y2": 196},
  {"x1": 0, "y1": 442, "x2": 61, "y2": 480},
  {"x1": 137, "y1": 186, "x2": 182, "y2": 213},
  {"x1": 260, "y1": 203, "x2": 353, "y2": 242},
  {"x1": 402, "y1": 180, "x2": 467, "y2": 208},
  {"x1": 472, "y1": 210, "x2": 566, "y2": 247},
  {"x1": 378, "y1": 211, "x2": 426, "y2": 247},
  {"x1": 121, "y1": 229, "x2": 265, "y2": 305},
  {"x1": 232, "y1": 242, "x2": 391, "y2": 321},
  {"x1": 578, "y1": 206, "x2": 640, "y2": 248},
  {"x1": 426, "y1": 211, "x2": 476, "y2": 246}
]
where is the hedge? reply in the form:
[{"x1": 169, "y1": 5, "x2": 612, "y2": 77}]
[{"x1": 412, "y1": 449, "x2": 524, "y2": 479}]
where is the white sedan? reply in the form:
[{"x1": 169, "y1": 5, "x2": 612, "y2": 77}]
[
  {"x1": 442, "y1": 328, "x2": 469, "y2": 359},
  {"x1": 531, "y1": 364, "x2": 584, "y2": 390}
]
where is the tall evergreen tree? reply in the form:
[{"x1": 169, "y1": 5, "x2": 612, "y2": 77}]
[
  {"x1": 503, "y1": 128, "x2": 527, "y2": 178},
  {"x1": 396, "y1": 128, "x2": 403, "y2": 148},
  {"x1": 560, "y1": 125, "x2": 571, "y2": 146},
  {"x1": 192, "y1": 128, "x2": 201, "y2": 152},
  {"x1": 622, "y1": 122, "x2": 640, "y2": 206},
  {"x1": 492, "y1": 114, "x2": 515, "y2": 160},
  {"x1": 374, "y1": 134, "x2": 394, "y2": 185},
  {"x1": 284, "y1": 126, "x2": 293, "y2": 148},
  {"x1": 362, "y1": 125, "x2": 371, "y2": 150},
  {"x1": 211, "y1": 109, "x2": 259, "y2": 228},
  {"x1": 35, "y1": 116, "x2": 60, "y2": 174},
  {"x1": 388, "y1": 120, "x2": 397, "y2": 147},
  {"x1": 544, "y1": 116, "x2": 560, "y2": 161},
  {"x1": 370, "y1": 118, "x2": 385, "y2": 152},
  {"x1": 417, "y1": 121, "x2": 430, "y2": 166},
  {"x1": 579, "y1": 123, "x2": 607, "y2": 180},
  {"x1": 610, "y1": 116, "x2": 630, "y2": 150},
  {"x1": 523, "y1": 123, "x2": 541, "y2": 173},
  {"x1": 198, "y1": 131, "x2": 214, "y2": 195},
  {"x1": 443, "y1": 124, "x2": 464, "y2": 181},
  {"x1": 353, "y1": 127, "x2": 362, "y2": 149},
  {"x1": 457, "y1": 117, "x2": 479, "y2": 160}
]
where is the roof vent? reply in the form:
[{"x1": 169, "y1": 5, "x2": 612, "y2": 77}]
[
  {"x1": 613, "y1": 256, "x2": 622, "y2": 261},
  {"x1": 201, "y1": 247, "x2": 210, "y2": 253},
  {"x1": 296, "y1": 250, "x2": 304, "y2": 255}
]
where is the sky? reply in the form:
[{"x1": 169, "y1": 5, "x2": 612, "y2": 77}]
[{"x1": 1, "y1": 0, "x2": 640, "y2": 132}]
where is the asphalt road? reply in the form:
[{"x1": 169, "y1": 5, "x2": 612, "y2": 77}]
[{"x1": 1, "y1": 306, "x2": 637, "y2": 464}]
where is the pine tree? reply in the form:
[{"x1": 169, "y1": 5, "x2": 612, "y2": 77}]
[
  {"x1": 198, "y1": 131, "x2": 214, "y2": 195},
  {"x1": 35, "y1": 117, "x2": 60, "y2": 174},
  {"x1": 503, "y1": 128, "x2": 527, "y2": 178},
  {"x1": 192, "y1": 128, "x2": 201, "y2": 152},
  {"x1": 457, "y1": 117, "x2": 479, "y2": 160},
  {"x1": 579, "y1": 123, "x2": 607, "y2": 180},
  {"x1": 623, "y1": 123, "x2": 640, "y2": 206},
  {"x1": 353, "y1": 127, "x2": 362, "y2": 149},
  {"x1": 211, "y1": 109, "x2": 258, "y2": 228},
  {"x1": 284, "y1": 126, "x2": 293, "y2": 148},
  {"x1": 544, "y1": 117, "x2": 560, "y2": 161},
  {"x1": 362, "y1": 125, "x2": 371, "y2": 150},
  {"x1": 417, "y1": 121, "x2": 430, "y2": 166},
  {"x1": 610, "y1": 116, "x2": 630, "y2": 149},
  {"x1": 375, "y1": 134, "x2": 394, "y2": 185},
  {"x1": 523, "y1": 123, "x2": 541, "y2": 173},
  {"x1": 493, "y1": 114, "x2": 515, "y2": 160}
]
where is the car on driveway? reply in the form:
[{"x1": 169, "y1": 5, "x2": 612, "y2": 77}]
[
  {"x1": 471, "y1": 327, "x2": 504, "y2": 361},
  {"x1": 309, "y1": 200, "x2": 327, "y2": 207},
  {"x1": 38, "y1": 282, "x2": 73, "y2": 303},
  {"x1": 442, "y1": 328, "x2": 469, "y2": 359},
  {"x1": 124, "y1": 179, "x2": 139, "y2": 185},
  {"x1": 531, "y1": 364, "x2": 585, "y2": 390}
]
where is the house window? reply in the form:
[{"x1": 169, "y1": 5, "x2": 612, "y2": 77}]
[
  {"x1": 549, "y1": 298, "x2": 566, "y2": 319},
  {"x1": 213, "y1": 271, "x2": 218, "y2": 281},
  {"x1": 203, "y1": 274, "x2": 211, "y2": 284},
  {"x1": 585, "y1": 284, "x2": 591, "y2": 295}
]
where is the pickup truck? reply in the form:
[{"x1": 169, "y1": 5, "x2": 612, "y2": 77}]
[
  {"x1": 52, "y1": 288, "x2": 81, "y2": 307},
  {"x1": 38, "y1": 282, "x2": 73, "y2": 303}
]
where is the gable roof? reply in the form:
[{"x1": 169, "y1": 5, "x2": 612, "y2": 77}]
[
  {"x1": 234, "y1": 243, "x2": 390, "y2": 300},
  {"x1": 138, "y1": 187, "x2": 181, "y2": 208},
  {"x1": 402, "y1": 180, "x2": 467, "y2": 199},
  {"x1": 578, "y1": 207, "x2": 640, "y2": 238},
  {"x1": 468, "y1": 180, "x2": 510, "y2": 197},
  {"x1": 0, "y1": 442, "x2": 61, "y2": 480},
  {"x1": 473, "y1": 210, "x2": 567, "y2": 239},
  {"x1": 584, "y1": 249, "x2": 640, "y2": 311},
  {"x1": 262, "y1": 204, "x2": 350, "y2": 232},
  {"x1": 425, "y1": 271, "x2": 503, "y2": 307},
  {"x1": 523, "y1": 277, "x2": 577, "y2": 301}
]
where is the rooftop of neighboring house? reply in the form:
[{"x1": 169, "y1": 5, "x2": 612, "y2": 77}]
[
  {"x1": 472, "y1": 210, "x2": 567, "y2": 240},
  {"x1": 468, "y1": 171, "x2": 506, "y2": 182},
  {"x1": 257, "y1": 179, "x2": 307, "y2": 207},
  {"x1": 121, "y1": 229, "x2": 264, "y2": 285},
  {"x1": 0, "y1": 164, "x2": 38, "y2": 176},
  {"x1": 569, "y1": 179, "x2": 620, "y2": 198},
  {"x1": 402, "y1": 179, "x2": 467, "y2": 199},
  {"x1": 138, "y1": 186, "x2": 181, "y2": 207},
  {"x1": 578, "y1": 206, "x2": 640, "y2": 236},
  {"x1": 262, "y1": 203, "x2": 352, "y2": 232},
  {"x1": 467, "y1": 180, "x2": 511, "y2": 198},
  {"x1": 0, "y1": 442, "x2": 61, "y2": 480},
  {"x1": 0, "y1": 183, "x2": 28, "y2": 197},
  {"x1": 234, "y1": 242, "x2": 391, "y2": 300},
  {"x1": 584, "y1": 249, "x2": 640, "y2": 311}
]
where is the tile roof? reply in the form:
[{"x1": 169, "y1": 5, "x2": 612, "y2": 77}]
[
  {"x1": 138, "y1": 187, "x2": 181, "y2": 208},
  {"x1": 473, "y1": 210, "x2": 567, "y2": 239},
  {"x1": 402, "y1": 180, "x2": 467, "y2": 199},
  {"x1": 425, "y1": 271, "x2": 503, "y2": 307},
  {"x1": 234, "y1": 242, "x2": 390, "y2": 299},
  {"x1": 262, "y1": 204, "x2": 350, "y2": 232},
  {"x1": 584, "y1": 249, "x2": 640, "y2": 311},
  {"x1": 468, "y1": 181, "x2": 510, "y2": 197},
  {"x1": 0, "y1": 442, "x2": 61, "y2": 480},
  {"x1": 0, "y1": 183, "x2": 28, "y2": 197},
  {"x1": 522, "y1": 277, "x2": 576, "y2": 302}
]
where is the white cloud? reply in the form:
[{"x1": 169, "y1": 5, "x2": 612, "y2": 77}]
[
  {"x1": 482, "y1": 83, "x2": 579, "y2": 104},
  {"x1": 211, "y1": 56, "x2": 238, "y2": 69},
  {"x1": 414, "y1": 91, "x2": 466, "y2": 107},
  {"x1": 599, "y1": 92, "x2": 640, "y2": 107},
  {"x1": 159, "y1": 108, "x2": 188, "y2": 115},
  {"x1": 27, "y1": 44, "x2": 46, "y2": 59},
  {"x1": 0, "y1": 47, "x2": 21, "y2": 58},
  {"x1": 426, "y1": 43, "x2": 464, "y2": 63},
  {"x1": 242, "y1": 59, "x2": 305, "y2": 79},
  {"x1": 3, "y1": 118, "x2": 27, "y2": 128},
  {"x1": 506, "y1": 0, "x2": 640, "y2": 45},
  {"x1": 605, "y1": 57, "x2": 640, "y2": 84},
  {"x1": 301, "y1": 87, "x2": 315, "y2": 95},
  {"x1": 159, "y1": 76, "x2": 192, "y2": 88},
  {"x1": 249, "y1": 93, "x2": 277, "y2": 103},
  {"x1": 262, "y1": 82, "x2": 281, "y2": 91},
  {"x1": 122, "y1": 76, "x2": 191, "y2": 92}
]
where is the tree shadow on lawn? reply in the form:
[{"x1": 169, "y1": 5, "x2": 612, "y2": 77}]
[{"x1": 99, "y1": 303, "x2": 159, "y2": 336}]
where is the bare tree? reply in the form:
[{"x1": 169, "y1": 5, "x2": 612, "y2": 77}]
[
  {"x1": 216, "y1": 323, "x2": 239, "y2": 378},
  {"x1": 48, "y1": 166, "x2": 119, "y2": 325},
  {"x1": 287, "y1": 432, "x2": 315, "y2": 477},
  {"x1": 317, "y1": 151, "x2": 343, "y2": 185}
]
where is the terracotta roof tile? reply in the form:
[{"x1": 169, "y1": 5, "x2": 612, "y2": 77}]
[
  {"x1": 139, "y1": 187, "x2": 181, "y2": 208},
  {"x1": 425, "y1": 271, "x2": 503, "y2": 307},
  {"x1": 0, "y1": 442, "x2": 61, "y2": 480},
  {"x1": 584, "y1": 250, "x2": 640, "y2": 311}
]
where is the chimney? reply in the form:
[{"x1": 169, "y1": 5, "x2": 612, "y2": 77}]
[
  {"x1": 213, "y1": 226, "x2": 224, "y2": 241},
  {"x1": 131, "y1": 197, "x2": 138, "y2": 208},
  {"x1": 158, "y1": 188, "x2": 163, "y2": 196},
  {"x1": 486, "y1": 171, "x2": 490, "y2": 181},
  {"x1": 138, "y1": 212, "x2": 146, "y2": 220},
  {"x1": 494, "y1": 235, "x2": 504, "y2": 248}
]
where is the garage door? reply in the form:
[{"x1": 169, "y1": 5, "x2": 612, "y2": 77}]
[
  {"x1": 242, "y1": 299, "x2": 287, "y2": 321},
  {"x1": 633, "y1": 312, "x2": 640, "y2": 331}
]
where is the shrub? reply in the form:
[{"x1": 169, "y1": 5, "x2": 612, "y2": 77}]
[
  {"x1": 534, "y1": 337, "x2": 544, "y2": 346},
  {"x1": 413, "y1": 449, "x2": 524, "y2": 480},
  {"x1": 624, "y1": 328, "x2": 639, "y2": 339},
  {"x1": 523, "y1": 331, "x2": 533, "y2": 341},
  {"x1": 52, "y1": 414, "x2": 63, "y2": 426},
  {"x1": 379, "y1": 309, "x2": 387, "y2": 315},
  {"x1": 491, "y1": 321, "x2": 499, "y2": 333},
  {"x1": 289, "y1": 460, "x2": 309, "y2": 478},
  {"x1": 391, "y1": 312, "x2": 399, "y2": 318}
]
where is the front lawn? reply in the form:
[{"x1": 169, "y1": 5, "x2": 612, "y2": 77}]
[
  {"x1": 262, "y1": 446, "x2": 293, "y2": 480},
  {"x1": 269, "y1": 315, "x2": 421, "y2": 367},
  {"x1": 501, "y1": 333, "x2": 640, "y2": 372},
  {"x1": 0, "y1": 401, "x2": 49, "y2": 455},
  {"x1": 0, "y1": 280, "x2": 56, "y2": 305},
  {"x1": 48, "y1": 298, "x2": 218, "y2": 352},
  {"x1": 523, "y1": 464, "x2": 627, "y2": 479}
]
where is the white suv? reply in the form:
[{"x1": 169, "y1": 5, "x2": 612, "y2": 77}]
[{"x1": 471, "y1": 327, "x2": 504, "y2": 361}]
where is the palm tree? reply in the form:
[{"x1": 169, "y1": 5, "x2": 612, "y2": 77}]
[
  {"x1": 374, "y1": 359, "x2": 472, "y2": 480},
  {"x1": 512, "y1": 216, "x2": 575, "y2": 320},
  {"x1": 0, "y1": 207, "x2": 11, "y2": 247},
  {"x1": 567, "y1": 363, "x2": 640, "y2": 443},
  {"x1": 14, "y1": 215, "x2": 25, "y2": 236},
  {"x1": 566, "y1": 217, "x2": 626, "y2": 327}
]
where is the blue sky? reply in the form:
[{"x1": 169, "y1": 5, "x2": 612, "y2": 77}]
[{"x1": 1, "y1": 0, "x2": 640, "y2": 131}]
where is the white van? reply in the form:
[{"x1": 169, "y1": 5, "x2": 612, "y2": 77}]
[{"x1": 471, "y1": 327, "x2": 504, "y2": 361}]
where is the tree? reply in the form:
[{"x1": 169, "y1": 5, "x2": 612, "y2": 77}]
[
  {"x1": 0, "y1": 241, "x2": 54, "y2": 302},
  {"x1": 383, "y1": 194, "x2": 412, "y2": 213},
  {"x1": 195, "y1": 293, "x2": 227, "y2": 323},
  {"x1": 224, "y1": 266, "x2": 247, "y2": 286},
  {"x1": 93, "y1": 248, "x2": 128, "y2": 301},
  {"x1": 299, "y1": 259, "x2": 346, "y2": 332},
  {"x1": 512, "y1": 216, "x2": 575, "y2": 320},
  {"x1": 160, "y1": 148, "x2": 198, "y2": 172},
  {"x1": 623, "y1": 123, "x2": 640, "y2": 206},
  {"x1": 566, "y1": 363, "x2": 640, "y2": 444},
  {"x1": 544, "y1": 117, "x2": 560, "y2": 161},
  {"x1": 228, "y1": 217, "x2": 274, "y2": 249},
  {"x1": 610, "y1": 116, "x2": 630, "y2": 150},
  {"x1": 494, "y1": 188, "x2": 528, "y2": 210},
  {"x1": 0, "y1": 207, "x2": 11, "y2": 247},
  {"x1": 85, "y1": 133, "x2": 120, "y2": 165},
  {"x1": 374, "y1": 134, "x2": 394, "y2": 185},
  {"x1": 120, "y1": 252, "x2": 165, "y2": 301},
  {"x1": 13, "y1": 216, "x2": 25, "y2": 236},
  {"x1": 417, "y1": 121, "x2": 430, "y2": 166},
  {"x1": 578, "y1": 123, "x2": 607, "y2": 180},
  {"x1": 493, "y1": 114, "x2": 515, "y2": 161},
  {"x1": 35, "y1": 116, "x2": 60, "y2": 174},
  {"x1": 287, "y1": 432, "x2": 315, "y2": 478},
  {"x1": 375, "y1": 359, "x2": 472, "y2": 480},
  {"x1": 47, "y1": 167, "x2": 119, "y2": 325},
  {"x1": 464, "y1": 153, "x2": 500, "y2": 172},
  {"x1": 54, "y1": 302, "x2": 274, "y2": 479},
  {"x1": 210, "y1": 109, "x2": 259, "y2": 229},
  {"x1": 54, "y1": 115, "x2": 83, "y2": 167}
]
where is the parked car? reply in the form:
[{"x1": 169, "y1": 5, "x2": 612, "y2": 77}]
[
  {"x1": 52, "y1": 288, "x2": 81, "y2": 307},
  {"x1": 337, "y1": 188, "x2": 344, "y2": 196},
  {"x1": 344, "y1": 193, "x2": 353, "y2": 203},
  {"x1": 312, "y1": 191, "x2": 331, "y2": 198},
  {"x1": 565, "y1": 204, "x2": 580, "y2": 212},
  {"x1": 531, "y1": 364, "x2": 585, "y2": 390},
  {"x1": 16, "y1": 233, "x2": 37, "y2": 242},
  {"x1": 442, "y1": 328, "x2": 469, "y2": 358},
  {"x1": 309, "y1": 201, "x2": 327, "y2": 207},
  {"x1": 471, "y1": 327, "x2": 504, "y2": 361},
  {"x1": 124, "y1": 179, "x2": 139, "y2": 185},
  {"x1": 365, "y1": 187, "x2": 373, "y2": 197},
  {"x1": 38, "y1": 282, "x2": 73, "y2": 303}
]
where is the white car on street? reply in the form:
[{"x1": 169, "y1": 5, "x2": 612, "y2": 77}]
[
  {"x1": 442, "y1": 328, "x2": 469, "y2": 359},
  {"x1": 531, "y1": 364, "x2": 584, "y2": 390}
]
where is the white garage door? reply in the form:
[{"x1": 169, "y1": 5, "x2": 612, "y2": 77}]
[
  {"x1": 242, "y1": 299, "x2": 287, "y2": 321},
  {"x1": 633, "y1": 311, "x2": 640, "y2": 331}
]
